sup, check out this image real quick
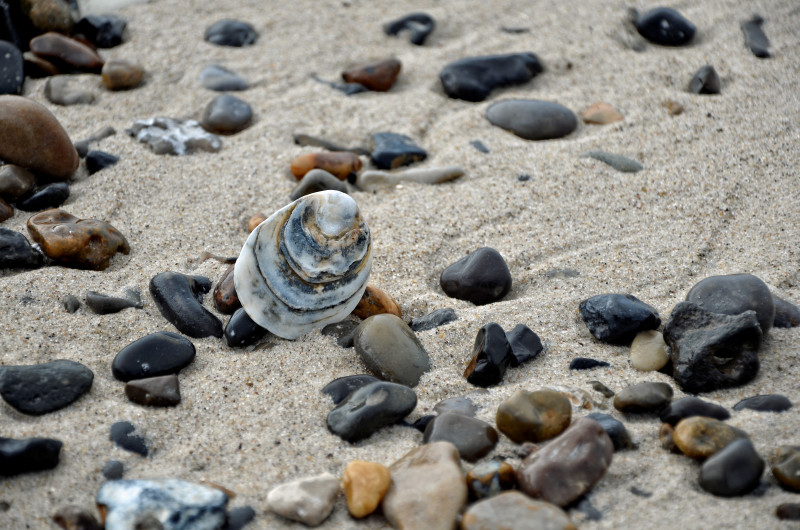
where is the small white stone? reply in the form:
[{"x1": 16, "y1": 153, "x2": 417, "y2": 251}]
[
  {"x1": 630, "y1": 330, "x2": 668, "y2": 371},
  {"x1": 267, "y1": 472, "x2": 340, "y2": 526}
]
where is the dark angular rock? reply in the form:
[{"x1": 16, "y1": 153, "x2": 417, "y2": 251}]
[
  {"x1": 370, "y1": 132, "x2": 427, "y2": 170},
  {"x1": 635, "y1": 7, "x2": 696, "y2": 46},
  {"x1": 16, "y1": 182, "x2": 70, "y2": 211},
  {"x1": 777, "y1": 503, "x2": 800, "y2": 521},
  {"x1": 125, "y1": 375, "x2": 180, "y2": 407},
  {"x1": 464, "y1": 322, "x2": 514, "y2": 387},
  {"x1": 199, "y1": 64, "x2": 248, "y2": 91},
  {"x1": 110, "y1": 421, "x2": 148, "y2": 456},
  {"x1": 465, "y1": 460, "x2": 516, "y2": 501},
  {"x1": 0, "y1": 164, "x2": 35, "y2": 201},
  {"x1": 613, "y1": 382, "x2": 672, "y2": 414},
  {"x1": 85, "y1": 291, "x2": 141, "y2": 314},
  {"x1": 353, "y1": 314, "x2": 430, "y2": 387},
  {"x1": 0, "y1": 41, "x2": 23, "y2": 95},
  {"x1": 201, "y1": 94, "x2": 252, "y2": 135},
  {"x1": 321, "y1": 374, "x2": 380, "y2": 405},
  {"x1": 688, "y1": 65, "x2": 721, "y2": 94},
  {"x1": 112, "y1": 331, "x2": 196, "y2": 382},
  {"x1": 423, "y1": 412, "x2": 498, "y2": 462},
  {"x1": 0, "y1": 359, "x2": 93, "y2": 415},
  {"x1": 773, "y1": 295, "x2": 800, "y2": 328},
  {"x1": 486, "y1": 99, "x2": 577, "y2": 141},
  {"x1": 570, "y1": 357, "x2": 610, "y2": 370},
  {"x1": 410, "y1": 308, "x2": 458, "y2": 332},
  {"x1": 686, "y1": 274, "x2": 775, "y2": 333},
  {"x1": 440, "y1": 247, "x2": 512, "y2": 305},
  {"x1": 224, "y1": 307, "x2": 268, "y2": 348},
  {"x1": 204, "y1": 19, "x2": 257, "y2": 47},
  {"x1": 771, "y1": 445, "x2": 800, "y2": 492},
  {"x1": 579, "y1": 293, "x2": 660, "y2": 345},
  {"x1": 85, "y1": 150, "x2": 119, "y2": 175},
  {"x1": 102, "y1": 459, "x2": 124, "y2": 480},
  {"x1": 62, "y1": 294, "x2": 80, "y2": 312},
  {"x1": 0, "y1": 228, "x2": 43, "y2": 269},
  {"x1": 733, "y1": 394, "x2": 792, "y2": 412},
  {"x1": 587, "y1": 412, "x2": 633, "y2": 451},
  {"x1": 290, "y1": 169, "x2": 348, "y2": 201},
  {"x1": 327, "y1": 381, "x2": 417, "y2": 442},
  {"x1": 75, "y1": 14, "x2": 127, "y2": 48},
  {"x1": 384, "y1": 12, "x2": 435, "y2": 45},
  {"x1": 0, "y1": 436, "x2": 62, "y2": 476},
  {"x1": 700, "y1": 438, "x2": 764, "y2": 496},
  {"x1": 505, "y1": 323, "x2": 542, "y2": 366},
  {"x1": 52, "y1": 505, "x2": 102, "y2": 530},
  {"x1": 150, "y1": 271, "x2": 223, "y2": 338},
  {"x1": 440, "y1": 53, "x2": 543, "y2": 102},
  {"x1": 741, "y1": 15, "x2": 770, "y2": 58},
  {"x1": 660, "y1": 396, "x2": 730, "y2": 425}
]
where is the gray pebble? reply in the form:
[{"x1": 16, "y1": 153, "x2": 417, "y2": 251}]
[{"x1": 581, "y1": 150, "x2": 643, "y2": 173}]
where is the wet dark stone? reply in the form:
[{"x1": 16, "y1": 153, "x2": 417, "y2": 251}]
[
  {"x1": 102, "y1": 459, "x2": 124, "y2": 480},
  {"x1": 505, "y1": 324, "x2": 542, "y2": 366},
  {"x1": 321, "y1": 374, "x2": 380, "y2": 405},
  {"x1": 212, "y1": 263, "x2": 239, "y2": 314},
  {"x1": 663, "y1": 301, "x2": 761, "y2": 393},
  {"x1": 321, "y1": 318, "x2": 359, "y2": 348},
  {"x1": 202, "y1": 94, "x2": 252, "y2": 135},
  {"x1": 370, "y1": 132, "x2": 427, "y2": 169},
  {"x1": 410, "y1": 414, "x2": 435, "y2": 432},
  {"x1": 635, "y1": 7, "x2": 696, "y2": 46},
  {"x1": 434, "y1": 397, "x2": 476, "y2": 417},
  {"x1": 62, "y1": 294, "x2": 80, "y2": 312},
  {"x1": 517, "y1": 174, "x2": 530, "y2": 182},
  {"x1": 224, "y1": 307, "x2": 268, "y2": 348},
  {"x1": 777, "y1": 503, "x2": 800, "y2": 521},
  {"x1": 0, "y1": 359, "x2": 93, "y2": 415},
  {"x1": 440, "y1": 247, "x2": 512, "y2": 305},
  {"x1": 125, "y1": 375, "x2": 180, "y2": 407},
  {"x1": 699, "y1": 438, "x2": 764, "y2": 496},
  {"x1": 199, "y1": 64, "x2": 248, "y2": 91},
  {"x1": 486, "y1": 99, "x2": 577, "y2": 141},
  {"x1": 771, "y1": 445, "x2": 800, "y2": 492},
  {"x1": 75, "y1": 14, "x2": 127, "y2": 48},
  {"x1": 0, "y1": 436, "x2": 62, "y2": 476},
  {"x1": 112, "y1": 331, "x2": 196, "y2": 382},
  {"x1": 741, "y1": 15, "x2": 770, "y2": 58},
  {"x1": 0, "y1": 164, "x2": 35, "y2": 201},
  {"x1": 110, "y1": 421, "x2": 148, "y2": 457},
  {"x1": 150, "y1": 271, "x2": 223, "y2": 338},
  {"x1": 688, "y1": 65, "x2": 721, "y2": 94},
  {"x1": 410, "y1": 308, "x2": 458, "y2": 332},
  {"x1": 733, "y1": 394, "x2": 792, "y2": 412},
  {"x1": 0, "y1": 228, "x2": 43, "y2": 269},
  {"x1": 30, "y1": 32, "x2": 104, "y2": 73},
  {"x1": 0, "y1": 40, "x2": 23, "y2": 95},
  {"x1": 440, "y1": 53, "x2": 543, "y2": 102},
  {"x1": 384, "y1": 12, "x2": 435, "y2": 45},
  {"x1": 587, "y1": 413, "x2": 633, "y2": 451},
  {"x1": 773, "y1": 295, "x2": 800, "y2": 328},
  {"x1": 327, "y1": 381, "x2": 417, "y2": 442},
  {"x1": 85, "y1": 150, "x2": 119, "y2": 175},
  {"x1": 226, "y1": 506, "x2": 256, "y2": 530},
  {"x1": 686, "y1": 274, "x2": 775, "y2": 333},
  {"x1": 466, "y1": 460, "x2": 516, "y2": 501},
  {"x1": 289, "y1": 169, "x2": 347, "y2": 201},
  {"x1": 470, "y1": 140, "x2": 489, "y2": 153},
  {"x1": 204, "y1": 19, "x2": 257, "y2": 47},
  {"x1": 464, "y1": 322, "x2": 514, "y2": 387},
  {"x1": 613, "y1": 382, "x2": 673, "y2": 414},
  {"x1": 660, "y1": 397, "x2": 730, "y2": 425},
  {"x1": 579, "y1": 294, "x2": 660, "y2": 345},
  {"x1": 85, "y1": 291, "x2": 141, "y2": 314},
  {"x1": 423, "y1": 412, "x2": 498, "y2": 462},
  {"x1": 570, "y1": 357, "x2": 610, "y2": 370},
  {"x1": 16, "y1": 182, "x2": 70, "y2": 212}
]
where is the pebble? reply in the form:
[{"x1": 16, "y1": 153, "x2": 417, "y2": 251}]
[
  {"x1": 112, "y1": 331, "x2": 196, "y2": 382},
  {"x1": 741, "y1": 15, "x2": 770, "y2": 58},
  {"x1": 109, "y1": 421, "x2": 148, "y2": 456},
  {"x1": 0, "y1": 359, "x2": 92, "y2": 415},
  {"x1": 440, "y1": 247, "x2": 512, "y2": 305},
  {"x1": 673, "y1": 416, "x2": 748, "y2": 459},
  {"x1": 30, "y1": 32, "x2": 104, "y2": 73},
  {"x1": 410, "y1": 307, "x2": 458, "y2": 332},
  {"x1": 688, "y1": 64, "x2": 721, "y2": 94},
  {"x1": 327, "y1": 381, "x2": 417, "y2": 442},
  {"x1": 434, "y1": 396, "x2": 476, "y2": 417},
  {"x1": 85, "y1": 291, "x2": 140, "y2": 314},
  {"x1": 201, "y1": 94, "x2": 252, "y2": 135},
  {"x1": 0, "y1": 95, "x2": 80, "y2": 179},
  {"x1": 733, "y1": 394, "x2": 792, "y2": 412},
  {"x1": 204, "y1": 19, "x2": 258, "y2": 47},
  {"x1": 150, "y1": 271, "x2": 223, "y2": 338},
  {"x1": 23, "y1": 51, "x2": 60, "y2": 78},
  {"x1": 586, "y1": 412, "x2": 634, "y2": 451},
  {"x1": 85, "y1": 150, "x2": 119, "y2": 175},
  {"x1": 23, "y1": 0, "x2": 75, "y2": 33},
  {"x1": 635, "y1": 7, "x2": 696, "y2": 46},
  {"x1": 16, "y1": 182, "x2": 69, "y2": 211},
  {"x1": 212, "y1": 263, "x2": 240, "y2": 314},
  {"x1": 370, "y1": 132, "x2": 427, "y2": 169},
  {"x1": 96, "y1": 478, "x2": 228, "y2": 529},
  {"x1": 580, "y1": 102, "x2": 624, "y2": 124},
  {"x1": 613, "y1": 382, "x2": 673, "y2": 414},
  {"x1": 486, "y1": 99, "x2": 577, "y2": 140},
  {"x1": 342, "y1": 460, "x2": 391, "y2": 518},
  {"x1": 495, "y1": 389, "x2": 571, "y2": 443},
  {"x1": 226, "y1": 506, "x2": 256, "y2": 530},
  {"x1": 74, "y1": 125, "x2": 116, "y2": 158},
  {"x1": 353, "y1": 314, "x2": 430, "y2": 387},
  {"x1": 581, "y1": 150, "x2": 643, "y2": 173},
  {"x1": 0, "y1": 228, "x2": 43, "y2": 269},
  {"x1": 660, "y1": 397, "x2": 730, "y2": 425},
  {"x1": 225, "y1": 307, "x2": 269, "y2": 348},
  {"x1": 700, "y1": 438, "x2": 764, "y2": 496},
  {"x1": 312, "y1": 74, "x2": 368, "y2": 95},
  {"x1": 773, "y1": 295, "x2": 800, "y2": 328},
  {"x1": 569, "y1": 357, "x2": 610, "y2": 370},
  {"x1": 382, "y1": 442, "x2": 467, "y2": 530},
  {"x1": 770, "y1": 445, "x2": 800, "y2": 492},
  {"x1": 663, "y1": 301, "x2": 761, "y2": 393},
  {"x1": 505, "y1": 323, "x2": 543, "y2": 366},
  {"x1": 776, "y1": 503, "x2": 800, "y2": 521},
  {"x1": 686, "y1": 273, "x2": 775, "y2": 333},
  {"x1": 0, "y1": 436, "x2": 62, "y2": 476},
  {"x1": 267, "y1": 472, "x2": 339, "y2": 526},
  {"x1": 0, "y1": 41, "x2": 23, "y2": 95},
  {"x1": 127, "y1": 117, "x2": 222, "y2": 155},
  {"x1": 440, "y1": 53, "x2": 543, "y2": 102},
  {"x1": 465, "y1": 459, "x2": 516, "y2": 500},
  {"x1": 0, "y1": 197, "x2": 12, "y2": 221},
  {"x1": 384, "y1": 12, "x2": 435, "y2": 45},
  {"x1": 101, "y1": 58, "x2": 145, "y2": 90},
  {"x1": 423, "y1": 412, "x2": 499, "y2": 462},
  {"x1": 579, "y1": 293, "x2": 661, "y2": 345},
  {"x1": 342, "y1": 58, "x2": 401, "y2": 91},
  {"x1": 462, "y1": 491, "x2": 575, "y2": 530},
  {"x1": 464, "y1": 322, "x2": 514, "y2": 387},
  {"x1": 43, "y1": 75, "x2": 94, "y2": 105},
  {"x1": 321, "y1": 374, "x2": 379, "y2": 404},
  {"x1": 630, "y1": 330, "x2": 669, "y2": 371},
  {"x1": 470, "y1": 139, "x2": 490, "y2": 153},
  {"x1": 124, "y1": 375, "x2": 180, "y2": 407},
  {"x1": 290, "y1": 168, "x2": 348, "y2": 200},
  {"x1": 353, "y1": 284, "x2": 402, "y2": 319},
  {"x1": 290, "y1": 151, "x2": 362, "y2": 180},
  {"x1": 293, "y1": 133, "x2": 370, "y2": 156},
  {"x1": 321, "y1": 318, "x2": 359, "y2": 348},
  {"x1": 75, "y1": 14, "x2": 127, "y2": 48},
  {"x1": 199, "y1": 64, "x2": 248, "y2": 91},
  {"x1": 590, "y1": 380, "x2": 615, "y2": 397},
  {"x1": 52, "y1": 505, "x2": 102, "y2": 530},
  {"x1": 0, "y1": 164, "x2": 35, "y2": 201},
  {"x1": 356, "y1": 165, "x2": 464, "y2": 191},
  {"x1": 516, "y1": 417, "x2": 614, "y2": 506},
  {"x1": 102, "y1": 460, "x2": 124, "y2": 480},
  {"x1": 62, "y1": 294, "x2": 81, "y2": 312}
]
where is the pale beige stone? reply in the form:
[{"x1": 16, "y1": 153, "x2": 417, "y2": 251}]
[
  {"x1": 342, "y1": 460, "x2": 391, "y2": 518},
  {"x1": 630, "y1": 330, "x2": 669, "y2": 371}
]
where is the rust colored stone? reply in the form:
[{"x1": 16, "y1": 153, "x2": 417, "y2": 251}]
[
  {"x1": 580, "y1": 102, "x2": 624, "y2": 124},
  {"x1": 101, "y1": 59, "x2": 145, "y2": 90},
  {"x1": 0, "y1": 197, "x2": 13, "y2": 222},
  {"x1": 27, "y1": 209, "x2": 130, "y2": 270},
  {"x1": 342, "y1": 58, "x2": 402, "y2": 92},
  {"x1": 663, "y1": 100, "x2": 684, "y2": 116},
  {"x1": 353, "y1": 284, "x2": 401, "y2": 319},
  {"x1": 30, "y1": 32, "x2": 105, "y2": 73},
  {"x1": 673, "y1": 416, "x2": 748, "y2": 459},
  {"x1": 343, "y1": 460, "x2": 391, "y2": 518},
  {"x1": 247, "y1": 212, "x2": 267, "y2": 232},
  {"x1": 213, "y1": 263, "x2": 240, "y2": 314},
  {"x1": 290, "y1": 152, "x2": 362, "y2": 180}
]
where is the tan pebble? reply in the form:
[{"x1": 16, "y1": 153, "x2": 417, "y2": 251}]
[
  {"x1": 663, "y1": 100, "x2": 684, "y2": 116},
  {"x1": 290, "y1": 152, "x2": 362, "y2": 180},
  {"x1": 247, "y1": 213, "x2": 267, "y2": 232},
  {"x1": 580, "y1": 102, "x2": 624, "y2": 124},
  {"x1": 353, "y1": 284, "x2": 401, "y2": 319},
  {"x1": 342, "y1": 58, "x2": 402, "y2": 92},
  {"x1": 343, "y1": 460, "x2": 391, "y2": 518},
  {"x1": 673, "y1": 416, "x2": 748, "y2": 459},
  {"x1": 630, "y1": 330, "x2": 668, "y2": 371},
  {"x1": 101, "y1": 59, "x2": 145, "y2": 90}
]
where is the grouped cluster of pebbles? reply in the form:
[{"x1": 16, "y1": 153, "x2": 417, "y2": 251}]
[{"x1": 0, "y1": 2, "x2": 796, "y2": 529}]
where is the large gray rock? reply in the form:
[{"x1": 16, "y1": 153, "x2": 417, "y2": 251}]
[{"x1": 353, "y1": 314, "x2": 430, "y2": 387}]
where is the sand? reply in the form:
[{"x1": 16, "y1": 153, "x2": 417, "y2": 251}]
[{"x1": 2, "y1": 0, "x2": 800, "y2": 527}]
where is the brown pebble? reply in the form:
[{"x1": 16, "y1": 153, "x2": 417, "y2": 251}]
[
  {"x1": 23, "y1": 51, "x2": 60, "y2": 78},
  {"x1": 0, "y1": 197, "x2": 13, "y2": 222},
  {"x1": 465, "y1": 459, "x2": 517, "y2": 501},
  {"x1": 461, "y1": 491, "x2": 577, "y2": 530},
  {"x1": 353, "y1": 284, "x2": 402, "y2": 319},
  {"x1": 342, "y1": 58, "x2": 402, "y2": 92},
  {"x1": 248, "y1": 213, "x2": 267, "y2": 232},
  {"x1": 777, "y1": 503, "x2": 800, "y2": 521},
  {"x1": 290, "y1": 152, "x2": 362, "y2": 180},
  {"x1": 580, "y1": 102, "x2": 624, "y2": 124},
  {"x1": 342, "y1": 460, "x2": 391, "y2": 519},
  {"x1": 27, "y1": 209, "x2": 130, "y2": 270},
  {"x1": 659, "y1": 423, "x2": 677, "y2": 452},
  {"x1": 663, "y1": 100, "x2": 685, "y2": 116},
  {"x1": 101, "y1": 59, "x2": 145, "y2": 90},
  {"x1": 52, "y1": 505, "x2": 102, "y2": 530},
  {"x1": 771, "y1": 445, "x2": 800, "y2": 492},
  {"x1": 0, "y1": 95, "x2": 79, "y2": 179},
  {"x1": 495, "y1": 389, "x2": 571, "y2": 444},
  {"x1": 30, "y1": 32, "x2": 104, "y2": 73},
  {"x1": 124, "y1": 375, "x2": 181, "y2": 407},
  {"x1": 673, "y1": 416, "x2": 748, "y2": 459},
  {"x1": 213, "y1": 263, "x2": 240, "y2": 314}
]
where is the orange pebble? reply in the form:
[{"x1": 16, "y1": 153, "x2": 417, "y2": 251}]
[
  {"x1": 290, "y1": 152, "x2": 362, "y2": 180},
  {"x1": 353, "y1": 285, "x2": 402, "y2": 319},
  {"x1": 248, "y1": 213, "x2": 267, "y2": 232}
]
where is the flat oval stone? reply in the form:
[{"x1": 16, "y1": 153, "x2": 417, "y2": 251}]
[
  {"x1": 201, "y1": 94, "x2": 252, "y2": 135},
  {"x1": 613, "y1": 382, "x2": 672, "y2": 414},
  {"x1": 673, "y1": 416, "x2": 749, "y2": 459},
  {"x1": 0, "y1": 359, "x2": 93, "y2": 415},
  {"x1": 199, "y1": 64, "x2": 248, "y2": 91},
  {"x1": 0, "y1": 95, "x2": 79, "y2": 179},
  {"x1": 101, "y1": 59, "x2": 145, "y2": 90},
  {"x1": 109, "y1": 421, "x2": 147, "y2": 456},
  {"x1": 580, "y1": 102, "x2": 624, "y2": 124},
  {"x1": 630, "y1": 330, "x2": 669, "y2": 371},
  {"x1": 0, "y1": 436, "x2": 62, "y2": 476},
  {"x1": 495, "y1": 389, "x2": 571, "y2": 443},
  {"x1": 112, "y1": 331, "x2": 196, "y2": 382},
  {"x1": 741, "y1": 15, "x2": 770, "y2": 58},
  {"x1": 733, "y1": 394, "x2": 792, "y2": 412},
  {"x1": 326, "y1": 381, "x2": 417, "y2": 442},
  {"x1": 16, "y1": 182, "x2": 70, "y2": 212},
  {"x1": 30, "y1": 32, "x2": 104, "y2": 72},
  {"x1": 461, "y1": 491, "x2": 576, "y2": 530},
  {"x1": 353, "y1": 314, "x2": 430, "y2": 387},
  {"x1": 569, "y1": 357, "x2": 610, "y2": 370},
  {"x1": 686, "y1": 274, "x2": 775, "y2": 333},
  {"x1": 342, "y1": 58, "x2": 401, "y2": 92},
  {"x1": 466, "y1": 459, "x2": 517, "y2": 501},
  {"x1": 506, "y1": 323, "x2": 543, "y2": 366},
  {"x1": 44, "y1": 75, "x2": 95, "y2": 106},
  {"x1": 688, "y1": 64, "x2": 721, "y2": 94},
  {"x1": 0, "y1": 228, "x2": 43, "y2": 269},
  {"x1": 353, "y1": 284, "x2": 402, "y2": 319},
  {"x1": 486, "y1": 99, "x2": 577, "y2": 141},
  {"x1": 124, "y1": 375, "x2": 180, "y2": 407},
  {"x1": 440, "y1": 53, "x2": 543, "y2": 102},
  {"x1": 342, "y1": 460, "x2": 391, "y2": 518},
  {"x1": 580, "y1": 293, "x2": 661, "y2": 344},
  {"x1": 0, "y1": 165, "x2": 35, "y2": 201},
  {"x1": 85, "y1": 291, "x2": 140, "y2": 314},
  {"x1": 290, "y1": 168, "x2": 347, "y2": 201},
  {"x1": 464, "y1": 323, "x2": 514, "y2": 387},
  {"x1": 581, "y1": 150, "x2": 643, "y2": 173},
  {"x1": 410, "y1": 307, "x2": 458, "y2": 332},
  {"x1": 75, "y1": 14, "x2": 127, "y2": 48},
  {"x1": 150, "y1": 271, "x2": 223, "y2": 339},
  {"x1": 587, "y1": 412, "x2": 633, "y2": 451},
  {"x1": 204, "y1": 19, "x2": 257, "y2": 47},
  {"x1": 384, "y1": 12, "x2": 435, "y2": 45},
  {"x1": 423, "y1": 412, "x2": 498, "y2": 462},
  {"x1": 0, "y1": 41, "x2": 23, "y2": 95},
  {"x1": 700, "y1": 438, "x2": 764, "y2": 496},
  {"x1": 321, "y1": 374, "x2": 380, "y2": 405},
  {"x1": 224, "y1": 307, "x2": 268, "y2": 348},
  {"x1": 635, "y1": 7, "x2": 696, "y2": 46},
  {"x1": 771, "y1": 446, "x2": 800, "y2": 492},
  {"x1": 660, "y1": 397, "x2": 730, "y2": 426},
  {"x1": 290, "y1": 151, "x2": 362, "y2": 180},
  {"x1": 440, "y1": 247, "x2": 512, "y2": 305},
  {"x1": 85, "y1": 150, "x2": 119, "y2": 175},
  {"x1": 370, "y1": 132, "x2": 427, "y2": 170}
]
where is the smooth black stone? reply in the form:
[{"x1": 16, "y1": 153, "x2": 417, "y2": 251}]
[
  {"x1": 383, "y1": 12, "x2": 435, "y2": 45},
  {"x1": 0, "y1": 437, "x2": 62, "y2": 476},
  {"x1": 688, "y1": 65, "x2": 721, "y2": 94},
  {"x1": 16, "y1": 182, "x2": 70, "y2": 212},
  {"x1": 85, "y1": 150, "x2": 119, "y2": 175},
  {"x1": 777, "y1": 503, "x2": 800, "y2": 521},
  {"x1": 326, "y1": 381, "x2": 417, "y2": 442},
  {"x1": 659, "y1": 397, "x2": 730, "y2": 425},
  {"x1": 199, "y1": 64, "x2": 248, "y2": 91},
  {"x1": 686, "y1": 274, "x2": 775, "y2": 333},
  {"x1": 517, "y1": 174, "x2": 531, "y2": 181},
  {"x1": 0, "y1": 359, "x2": 93, "y2": 415},
  {"x1": 439, "y1": 53, "x2": 543, "y2": 102},
  {"x1": 741, "y1": 15, "x2": 770, "y2": 58},
  {"x1": 0, "y1": 40, "x2": 23, "y2": 95},
  {"x1": 773, "y1": 295, "x2": 800, "y2": 328},
  {"x1": 733, "y1": 394, "x2": 792, "y2": 412},
  {"x1": 112, "y1": 331, "x2": 196, "y2": 382},
  {"x1": 0, "y1": 228, "x2": 44, "y2": 269},
  {"x1": 629, "y1": 486, "x2": 652, "y2": 498},
  {"x1": 465, "y1": 322, "x2": 514, "y2": 387},
  {"x1": 62, "y1": 294, "x2": 80, "y2": 313},
  {"x1": 150, "y1": 271, "x2": 223, "y2": 338},
  {"x1": 699, "y1": 438, "x2": 764, "y2": 496},
  {"x1": 587, "y1": 413, "x2": 633, "y2": 451},
  {"x1": 75, "y1": 15, "x2": 127, "y2": 48},
  {"x1": 110, "y1": 421, "x2": 148, "y2": 456},
  {"x1": 370, "y1": 132, "x2": 427, "y2": 170},
  {"x1": 486, "y1": 99, "x2": 577, "y2": 141},
  {"x1": 224, "y1": 308, "x2": 268, "y2": 348},
  {"x1": 225, "y1": 506, "x2": 256, "y2": 530},
  {"x1": 635, "y1": 7, "x2": 696, "y2": 46},
  {"x1": 570, "y1": 357, "x2": 610, "y2": 370},
  {"x1": 102, "y1": 459, "x2": 124, "y2": 480},
  {"x1": 470, "y1": 140, "x2": 489, "y2": 153},
  {"x1": 410, "y1": 308, "x2": 458, "y2": 332},
  {"x1": 321, "y1": 374, "x2": 380, "y2": 405},
  {"x1": 321, "y1": 318, "x2": 359, "y2": 348},
  {"x1": 85, "y1": 291, "x2": 141, "y2": 314},
  {"x1": 505, "y1": 323, "x2": 542, "y2": 366},
  {"x1": 204, "y1": 19, "x2": 257, "y2": 47},
  {"x1": 410, "y1": 414, "x2": 435, "y2": 432},
  {"x1": 579, "y1": 294, "x2": 661, "y2": 345},
  {"x1": 440, "y1": 247, "x2": 512, "y2": 305}
]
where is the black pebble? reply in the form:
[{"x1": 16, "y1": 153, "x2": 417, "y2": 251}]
[
  {"x1": 225, "y1": 506, "x2": 257, "y2": 530},
  {"x1": 102, "y1": 459, "x2": 124, "y2": 479},
  {"x1": 439, "y1": 53, "x2": 543, "y2": 102},
  {"x1": 321, "y1": 374, "x2": 380, "y2": 405},
  {"x1": 579, "y1": 293, "x2": 660, "y2": 345},
  {"x1": 16, "y1": 182, "x2": 70, "y2": 212},
  {"x1": 150, "y1": 271, "x2": 223, "y2": 338},
  {"x1": 0, "y1": 359, "x2": 93, "y2": 415},
  {"x1": 587, "y1": 413, "x2": 633, "y2": 451},
  {"x1": 75, "y1": 15, "x2": 127, "y2": 48},
  {"x1": 384, "y1": 12, "x2": 435, "y2": 45},
  {"x1": 327, "y1": 381, "x2": 417, "y2": 442},
  {"x1": 62, "y1": 294, "x2": 81, "y2": 313},
  {"x1": 409, "y1": 415, "x2": 435, "y2": 433},
  {"x1": 85, "y1": 150, "x2": 119, "y2": 175},
  {"x1": 470, "y1": 140, "x2": 490, "y2": 154},
  {"x1": 440, "y1": 247, "x2": 512, "y2": 305},
  {"x1": 0, "y1": 40, "x2": 23, "y2": 95},
  {"x1": 410, "y1": 308, "x2": 458, "y2": 332},
  {"x1": 733, "y1": 394, "x2": 792, "y2": 412},
  {"x1": 635, "y1": 7, "x2": 696, "y2": 46},
  {"x1": 0, "y1": 228, "x2": 44, "y2": 269},
  {"x1": 225, "y1": 307, "x2": 268, "y2": 348},
  {"x1": 699, "y1": 438, "x2": 764, "y2": 496},
  {"x1": 204, "y1": 19, "x2": 258, "y2": 47},
  {"x1": 777, "y1": 503, "x2": 800, "y2": 521},
  {"x1": 110, "y1": 421, "x2": 148, "y2": 457},
  {"x1": 85, "y1": 291, "x2": 141, "y2": 314},
  {"x1": 112, "y1": 331, "x2": 196, "y2": 382},
  {"x1": 688, "y1": 65, "x2": 721, "y2": 94},
  {"x1": 0, "y1": 436, "x2": 62, "y2": 476},
  {"x1": 629, "y1": 486, "x2": 652, "y2": 498},
  {"x1": 516, "y1": 174, "x2": 531, "y2": 181},
  {"x1": 570, "y1": 357, "x2": 609, "y2": 370},
  {"x1": 465, "y1": 322, "x2": 514, "y2": 387},
  {"x1": 370, "y1": 132, "x2": 427, "y2": 170},
  {"x1": 660, "y1": 396, "x2": 730, "y2": 425},
  {"x1": 505, "y1": 324, "x2": 542, "y2": 366},
  {"x1": 741, "y1": 15, "x2": 770, "y2": 58}
]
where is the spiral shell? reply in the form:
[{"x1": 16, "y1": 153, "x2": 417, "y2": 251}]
[{"x1": 234, "y1": 190, "x2": 372, "y2": 339}]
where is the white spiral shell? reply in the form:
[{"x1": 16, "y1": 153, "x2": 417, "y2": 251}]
[{"x1": 234, "y1": 190, "x2": 372, "y2": 339}]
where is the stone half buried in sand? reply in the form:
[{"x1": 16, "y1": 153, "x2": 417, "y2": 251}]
[
  {"x1": 127, "y1": 117, "x2": 221, "y2": 155},
  {"x1": 234, "y1": 190, "x2": 372, "y2": 340},
  {"x1": 486, "y1": 99, "x2": 577, "y2": 141}
]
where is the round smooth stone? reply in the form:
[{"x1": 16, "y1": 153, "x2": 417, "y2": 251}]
[
  {"x1": 0, "y1": 41, "x2": 24, "y2": 95},
  {"x1": 326, "y1": 381, "x2": 417, "y2": 442},
  {"x1": 440, "y1": 247, "x2": 512, "y2": 305},
  {"x1": 465, "y1": 459, "x2": 516, "y2": 501},
  {"x1": 613, "y1": 382, "x2": 673, "y2": 414},
  {"x1": 0, "y1": 359, "x2": 93, "y2": 415},
  {"x1": 342, "y1": 58, "x2": 402, "y2": 92},
  {"x1": 434, "y1": 396, "x2": 476, "y2": 417},
  {"x1": 495, "y1": 389, "x2": 571, "y2": 443},
  {"x1": 659, "y1": 397, "x2": 730, "y2": 426},
  {"x1": 16, "y1": 182, "x2": 70, "y2": 211},
  {"x1": 102, "y1": 459, "x2": 124, "y2": 480},
  {"x1": 423, "y1": 412, "x2": 499, "y2": 462},
  {"x1": 0, "y1": 228, "x2": 44, "y2": 269},
  {"x1": 635, "y1": 7, "x2": 696, "y2": 46},
  {"x1": 673, "y1": 416, "x2": 749, "y2": 459},
  {"x1": 44, "y1": 75, "x2": 95, "y2": 105},
  {"x1": 201, "y1": 94, "x2": 252, "y2": 135},
  {"x1": 321, "y1": 374, "x2": 380, "y2": 404},
  {"x1": 0, "y1": 165, "x2": 35, "y2": 201},
  {"x1": 199, "y1": 64, "x2": 248, "y2": 91},
  {"x1": 0, "y1": 436, "x2": 62, "y2": 476},
  {"x1": 24, "y1": 0, "x2": 74, "y2": 33},
  {"x1": 770, "y1": 445, "x2": 800, "y2": 491},
  {"x1": 486, "y1": 99, "x2": 577, "y2": 141},
  {"x1": 686, "y1": 274, "x2": 775, "y2": 333},
  {"x1": 630, "y1": 330, "x2": 669, "y2": 371},
  {"x1": 112, "y1": 331, "x2": 196, "y2": 382},
  {"x1": 733, "y1": 394, "x2": 792, "y2": 412},
  {"x1": 580, "y1": 293, "x2": 661, "y2": 345},
  {"x1": 587, "y1": 412, "x2": 633, "y2": 451},
  {"x1": 101, "y1": 59, "x2": 145, "y2": 90},
  {"x1": 580, "y1": 102, "x2": 624, "y2": 124},
  {"x1": 353, "y1": 314, "x2": 430, "y2": 387},
  {"x1": 204, "y1": 19, "x2": 258, "y2": 47},
  {"x1": 224, "y1": 307, "x2": 268, "y2": 348},
  {"x1": 699, "y1": 438, "x2": 764, "y2": 496},
  {"x1": 342, "y1": 460, "x2": 391, "y2": 518},
  {"x1": 462, "y1": 491, "x2": 575, "y2": 530}
]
